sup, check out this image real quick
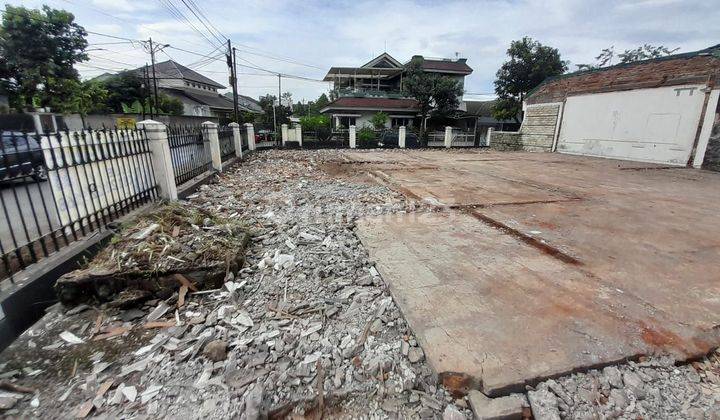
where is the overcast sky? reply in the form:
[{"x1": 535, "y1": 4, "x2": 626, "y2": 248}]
[{"x1": 9, "y1": 0, "x2": 720, "y2": 103}]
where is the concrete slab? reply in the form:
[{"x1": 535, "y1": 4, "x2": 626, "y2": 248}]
[{"x1": 350, "y1": 150, "x2": 720, "y2": 396}]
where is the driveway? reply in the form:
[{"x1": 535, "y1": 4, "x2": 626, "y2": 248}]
[{"x1": 348, "y1": 149, "x2": 720, "y2": 396}]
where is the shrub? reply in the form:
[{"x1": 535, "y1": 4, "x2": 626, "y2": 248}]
[
  {"x1": 370, "y1": 111, "x2": 388, "y2": 129},
  {"x1": 358, "y1": 125, "x2": 378, "y2": 148},
  {"x1": 299, "y1": 114, "x2": 330, "y2": 131}
]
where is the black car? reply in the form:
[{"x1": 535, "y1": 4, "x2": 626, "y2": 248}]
[{"x1": 0, "y1": 131, "x2": 47, "y2": 182}]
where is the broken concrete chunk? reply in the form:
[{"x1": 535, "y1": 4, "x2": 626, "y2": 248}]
[
  {"x1": 121, "y1": 386, "x2": 137, "y2": 403},
  {"x1": 468, "y1": 390, "x2": 525, "y2": 420},
  {"x1": 147, "y1": 302, "x2": 171, "y2": 322},
  {"x1": 131, "y1": 223, "x2": 159, "y2": 240},
  {"x1": 408, "y1": 347, "x2": 425, "y2": 363},
  {"x1": 527, "y1": 387, "x2": 561, "y2": 420},
  {"x1": 59, "y1": 331, "x2": 84, "y2": 345},
  {"x1": 442, "y1": 404, "x2": 465, "y2": 420},
  {"x1": 203, "y1": 340, "x2": 228, "y2": 362}
]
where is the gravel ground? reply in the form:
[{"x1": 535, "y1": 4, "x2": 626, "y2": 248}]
[
  {"x1": 0, "y1": 149, "x2": 471, "y2": 419},
  {"x1": 0, "y1": 149, "x2": 718, "y2": 419}
]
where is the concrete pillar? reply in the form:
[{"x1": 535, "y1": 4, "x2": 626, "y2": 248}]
[
  {"x1": 295, "y1": 125, "x2": 302, "y2": 147},
  {"x1": 229, "y1": 122, "x2": 242, "y2": 158},
  {"x1": 487, "y1": 127, "x2": 494, "y2": 147},
  {"x1": 399, "y1": 126, "x2": 406, "y2": 148},
  {"x1": 137, "y1": 119, "x2": 177, "y2": 200},
  {"x1": 203, "y1": 121, "x2": 222, "y2": 172},
  {"x1": 444, "y1": 126, "x2": 453, "y2": 148},
  {"x1": 281, "y1": 123, "x2": 289, "y2": 146},
  {"x1": 349, "y1": 125, "x2": 357, "y2": 149},
  {"x1": 245, "y1": 123, "x2": 256, "y2": 150}
]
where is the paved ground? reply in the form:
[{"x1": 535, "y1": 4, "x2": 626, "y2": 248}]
[{"x1": 349, "y1": 149, "x2": 720, "y2": 396}]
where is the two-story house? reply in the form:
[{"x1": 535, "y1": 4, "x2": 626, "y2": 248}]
[
  {"x1": 136, "y1": 60, "x2": 261, "y2": 119},
  {"x1": 319, "y1": 53, "x2": 473, "y2": 129}
]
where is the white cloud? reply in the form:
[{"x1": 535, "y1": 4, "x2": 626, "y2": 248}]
[
  {"x1": 91, "y1": 0, "x2": 157, "y2": 13},
  {"x1": 18, "y1": 0, "x2": 720, "y2": 100}
]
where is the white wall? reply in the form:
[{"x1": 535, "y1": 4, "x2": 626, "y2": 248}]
[{"x1": 557, "y1": 85, "x2": 707, "y2": 165}]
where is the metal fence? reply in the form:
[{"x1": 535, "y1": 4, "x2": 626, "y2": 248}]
[
  {"x1": 218, "y1": 126, "x2": 235, "y2": 162},
  {"x1": 0, "y1": 128, "x2": 157, "y2": 284},
  {"x1": 427, "y1": 131, "x2": 446, "y2": 147},
  {"x1": 168, "y1": 125, "x2": 211, "y2": 186},
  {"x1": 303, "y1": 128, "x2": 349, "y2": 149},
  {"x1": 451, "y1": 129, "x2": 476, "y2": 147}
]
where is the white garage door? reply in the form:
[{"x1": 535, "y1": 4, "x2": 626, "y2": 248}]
[{"x1": 556, "y1": 85, "x2": 706, "y2": 165}]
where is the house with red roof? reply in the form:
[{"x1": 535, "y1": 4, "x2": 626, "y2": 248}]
[{"x1": 319, "y1": 53, "x2": 472, "y2": 129}]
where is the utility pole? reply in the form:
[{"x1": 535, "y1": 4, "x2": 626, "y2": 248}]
[
  {"x1": 276, "y1": 73, "x2": 282, "y2": 135},
  {"x1": 142, "y1": 64, "x2": 149, "y2": 119},
  {"x1": 227, "y1": 39, "x2": 240, "y2": 123},
  {"x1": 141, "y1": 38, "x2": 169, "y2": 119},
  {"x1": 149, "y1": 38, "x2": 159, "y2": 118},
  {"x1": 232, "y1": 46, "x2": 239, "y2": 123}
]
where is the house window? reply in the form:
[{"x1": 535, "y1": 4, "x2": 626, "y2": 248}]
[
  {"x1": 337, "y1": 116, "x2": 356, "y2": 128},
  {"x1": 391, "y1": 117, "x2": 412, "y2": 128}
]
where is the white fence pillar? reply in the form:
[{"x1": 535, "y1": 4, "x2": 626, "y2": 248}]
[
  {"x1": 399, "y1": 126, "x2": 406, "y2": 148},
  {"x1": 486, "y1": 127, "x2": 494, "y2": 147},
  {"x1": 349, "y1": 125, "x2": 357, "y2": 149},
  {"x1": 230, "y1": 122, "x2": 243, "y2": 158},
  {"x1": 245, "y1": 123, "x2": 256, "y2": 150},
  {"x1": 281, "y1": 123, "x2": 289, "y2": 146},
  {"x1": 203, "y1": 121, "x2": 222, "y2": 172},
  {"x1": 295, "y1": 125, "x2": 302, "y2": 147},
  {"x1": 137, "y1": 119, "x2": 177, "y2": 200},
  {"x1": 444, "y1": 126, "x2": 453, "y2": 148}
]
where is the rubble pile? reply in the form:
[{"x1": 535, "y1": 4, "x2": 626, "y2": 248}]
[
  {"x1": 55, "y1": 204, "x2": 250, "y2": 305},
  {"x1": 0, "y1": 150, "x2": 470, "y2": 418},
  {"x1": 528, "y1": 354, "x2": 720, "y2": 419}
]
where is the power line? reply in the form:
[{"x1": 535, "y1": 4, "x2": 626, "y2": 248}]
[
  {"x1": 156, "y1": 0, "x2": 221, "y2": 50},
  {"x1": 178, "y1": 0, "x2": 226, "y2": 46}
]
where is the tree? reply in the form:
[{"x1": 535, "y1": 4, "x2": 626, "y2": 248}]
[
  {"x1": 0, "y1": 5, "x2": 88, "y2": 110},
  {"x1": 492, "y1": 37, "x2": 567, "y2": 122},
  {"x1": 66, "y1": 80, "x2": 108, "y2": 126},
  {"x1": 370, "y1": 112, "x2": 388, "y2": 129},
  {"x1": 157, "y1": 94, "x2": 184, "y2": 116},
  {"x1": 404, "y1": 58, "x2": 464, "y2": 141},
  {"x1": 576, "y1": 44, "x2": 679, "y2": 70},
  {"x1": 101, "y1": 71, "x2": 145, "y2": 114}
]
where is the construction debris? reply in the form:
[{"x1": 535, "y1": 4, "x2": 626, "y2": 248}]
[
  {"x1": 3, "y1": 150, "x2": 719, "y2": 419},
  {"x1": 54, "y1": 203, "x2": 251, "y2": 305},
  {"x1": 0, "y1": 151, "x2": 468, "y2": 418}
]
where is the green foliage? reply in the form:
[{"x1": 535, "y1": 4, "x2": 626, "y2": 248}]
[
  {"x1": 357, "y1": 125, "x2": 377, "y2": 147},
  {"x1": 293, "y1": 93, "x2": 331, "y2": 117},
  {"x1": 66, "y1": 80, "x2": 108, "y2": 115},
  {"x1": 157, "y1": 94, "x2": 184, "y2": 116},
  {"x1": 103, "y1": 71, "x2": 145, "y2": 113},
  {"x1": 576, "y1": 44, "x2": 680, "y2": 70},
  {"x1": 257, "y1": 94, "x2": 290, "y2": 126},
  {"x1": 299, "y1": 114, "x2": 330, "y2": 131},
  {"x1": 403, "y1": 58, "x2": 464, "y2": 138},
  {"x1": 492, "y1": 37, "x2": 567, "y2": 122},
  {"x1": 0, "y1": 5, "x2": 88, "y2": 110},
  {"x1": 370, "y1": 112, "x2": 388, "y2": 129}
]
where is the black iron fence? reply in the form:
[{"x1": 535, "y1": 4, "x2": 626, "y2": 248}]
[
  {"x1": 303, "y1": 128, "x2": 348, "y2": 149},
  {"x1": 0, "y1": 128, "x2": 158, "y2": 283},
  {"x1": 218, "y1": 126, "x2": 235, "y2": 162},
  {"x1": 167, "y1": 125, "x2": 211, "y2": 186}
]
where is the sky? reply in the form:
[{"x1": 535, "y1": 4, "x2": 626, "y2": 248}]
[{"x1": 8, "y1": 0, "x2": 720, "y2": 103}]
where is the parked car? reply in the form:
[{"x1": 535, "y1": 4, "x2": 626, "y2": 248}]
[{"x1": 0, "y1": 131, "x2": 47, "y2": 182}]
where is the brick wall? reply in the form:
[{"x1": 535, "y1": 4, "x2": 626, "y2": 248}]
[
  {"x1": 702, "y1": 103, "x2": 720, "y2": 171},
  {"x1": 489, "y1": 104, "x2": 560, "y2": 152},
  {"x1": 527, "y1": 53, "x2": 720, "y2": 105}
]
